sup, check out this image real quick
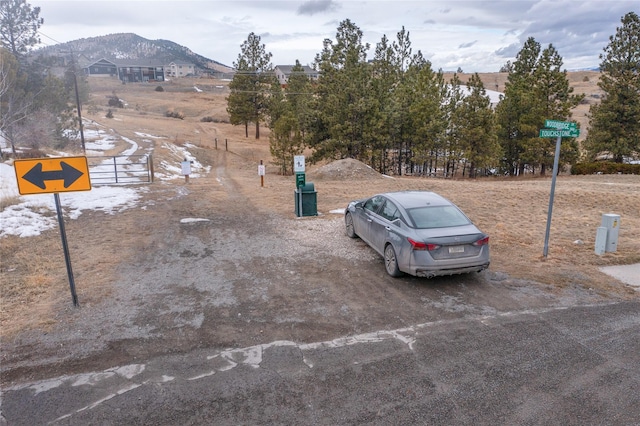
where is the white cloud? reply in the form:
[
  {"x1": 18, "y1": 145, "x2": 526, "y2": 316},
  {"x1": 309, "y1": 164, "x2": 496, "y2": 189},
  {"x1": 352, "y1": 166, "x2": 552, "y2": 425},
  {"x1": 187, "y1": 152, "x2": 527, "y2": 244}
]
[{"x1": 34, "y1": 0, "x2": 637, "y2": 71}]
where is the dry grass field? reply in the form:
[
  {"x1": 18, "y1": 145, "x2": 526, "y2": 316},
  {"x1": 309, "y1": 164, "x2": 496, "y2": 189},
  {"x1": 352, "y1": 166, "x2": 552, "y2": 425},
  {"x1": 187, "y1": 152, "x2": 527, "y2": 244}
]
[{"x1": 1, "y1": 72, "x2": 638, "y2": 339}]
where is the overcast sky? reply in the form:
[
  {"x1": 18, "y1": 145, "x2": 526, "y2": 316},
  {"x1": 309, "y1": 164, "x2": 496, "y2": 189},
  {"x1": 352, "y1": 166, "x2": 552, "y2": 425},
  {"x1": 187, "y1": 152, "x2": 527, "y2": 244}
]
[{"x1": 34, "y1": 0, "x2": 637, "y2": 72}]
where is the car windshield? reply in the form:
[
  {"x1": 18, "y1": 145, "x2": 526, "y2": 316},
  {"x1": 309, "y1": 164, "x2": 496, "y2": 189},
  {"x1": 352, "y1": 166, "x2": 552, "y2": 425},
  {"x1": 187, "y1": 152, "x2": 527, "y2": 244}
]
[{"x1": 407, "y1": 206, "x2": 471, "y2": 229}]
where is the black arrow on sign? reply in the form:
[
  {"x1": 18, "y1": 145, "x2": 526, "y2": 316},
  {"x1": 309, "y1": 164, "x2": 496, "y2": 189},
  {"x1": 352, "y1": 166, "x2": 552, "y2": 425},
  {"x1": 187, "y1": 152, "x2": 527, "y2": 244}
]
[{"x1": 22, "y1": 161, "x2": 84, "y2": 190}]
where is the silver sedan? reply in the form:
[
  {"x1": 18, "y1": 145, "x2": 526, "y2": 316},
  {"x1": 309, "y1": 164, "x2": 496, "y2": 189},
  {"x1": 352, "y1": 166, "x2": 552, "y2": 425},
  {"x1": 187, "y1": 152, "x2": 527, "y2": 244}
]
[{"x1": 345, "y1": 191, "x2": 490, "y2": 278}]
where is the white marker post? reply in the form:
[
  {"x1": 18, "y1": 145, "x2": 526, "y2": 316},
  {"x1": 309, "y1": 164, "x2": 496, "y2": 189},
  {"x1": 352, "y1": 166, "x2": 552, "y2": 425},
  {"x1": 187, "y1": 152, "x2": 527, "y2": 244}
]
[
  {"x1": 181, "y1": 159, "x2": 191, "y2": 184},
  {"x1": 258, "y1": 160, "x2": 266, "y2": 187},
  {"x1": 294, "y1": 155, "x2": 305, "y2": 217}
]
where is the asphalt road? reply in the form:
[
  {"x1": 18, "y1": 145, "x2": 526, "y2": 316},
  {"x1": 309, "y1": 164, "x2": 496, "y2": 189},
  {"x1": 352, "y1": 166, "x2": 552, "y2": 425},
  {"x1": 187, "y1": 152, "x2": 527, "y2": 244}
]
[{"x1": 2, "y1": 300, "x2": 639, "y2": 425}]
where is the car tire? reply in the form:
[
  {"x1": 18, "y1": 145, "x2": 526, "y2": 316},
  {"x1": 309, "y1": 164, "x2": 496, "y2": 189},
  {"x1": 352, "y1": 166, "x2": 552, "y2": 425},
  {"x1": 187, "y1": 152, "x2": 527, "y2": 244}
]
[
  {"x1": 384, "y1": 244, "x2": 403, "y2": 277},
  {"x1": 345, "y1": 212, "x2": 357, "y2": 238}
]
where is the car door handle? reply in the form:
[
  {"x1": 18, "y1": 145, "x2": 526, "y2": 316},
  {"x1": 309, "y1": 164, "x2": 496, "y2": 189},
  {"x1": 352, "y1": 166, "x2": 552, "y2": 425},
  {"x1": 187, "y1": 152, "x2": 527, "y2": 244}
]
[
  {"x1": 385, "y1": 226, "x2": 391, "y2": 231},
  {"x1": 367, "y1": 219, "x2": 372, "y2": 223}
]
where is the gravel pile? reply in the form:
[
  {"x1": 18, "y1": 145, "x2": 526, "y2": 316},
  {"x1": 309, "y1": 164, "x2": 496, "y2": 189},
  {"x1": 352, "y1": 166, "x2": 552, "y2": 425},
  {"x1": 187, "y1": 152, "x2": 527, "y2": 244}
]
[{"x1": 308, "y1": 158, "x2": 383, "y2": 181}]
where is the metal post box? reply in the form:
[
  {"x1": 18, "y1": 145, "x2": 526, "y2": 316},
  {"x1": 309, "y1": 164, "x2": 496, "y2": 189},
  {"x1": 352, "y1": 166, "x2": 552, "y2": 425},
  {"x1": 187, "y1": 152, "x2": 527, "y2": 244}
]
[{"x1": 601, "y1": 213, "x2": 620, "y2": 253}]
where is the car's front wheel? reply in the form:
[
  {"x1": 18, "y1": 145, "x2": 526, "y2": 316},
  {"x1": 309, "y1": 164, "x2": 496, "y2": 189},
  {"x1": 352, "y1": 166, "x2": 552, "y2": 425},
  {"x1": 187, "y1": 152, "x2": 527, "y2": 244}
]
[
  {"x1": 384, "y1": 244, "x2": 403, "y2": 277},
  {"x1": 345, "y1": 212, "x2": 357, "y2": 238}
]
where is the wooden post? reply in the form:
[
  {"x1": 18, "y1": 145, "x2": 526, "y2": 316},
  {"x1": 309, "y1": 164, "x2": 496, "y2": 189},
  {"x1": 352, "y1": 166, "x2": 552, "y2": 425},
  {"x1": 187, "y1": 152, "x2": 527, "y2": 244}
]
[{"x1": 258, "y1": 160, "x2": 265, "y2": 187}]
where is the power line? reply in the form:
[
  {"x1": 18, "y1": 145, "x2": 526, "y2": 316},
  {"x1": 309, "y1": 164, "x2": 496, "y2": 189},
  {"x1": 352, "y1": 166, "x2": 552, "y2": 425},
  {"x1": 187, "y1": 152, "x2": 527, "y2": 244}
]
[
  {"x1": 229, "y1": 89, "x2": 315, "y2": 96},
  {"x1": 37, "y1": 31, "x2": 64, "y2": 45}
]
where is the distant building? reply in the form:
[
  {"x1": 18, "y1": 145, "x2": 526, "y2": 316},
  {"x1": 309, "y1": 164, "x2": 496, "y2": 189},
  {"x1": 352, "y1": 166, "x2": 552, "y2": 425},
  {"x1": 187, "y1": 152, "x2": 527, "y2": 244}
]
[
  {"x1": 274, "y1": 65, "x2": 318, "y2": 86},
  {"x1": 167, "y1": 61, "x2": 195, "y2": 78},
  {"x1": 116, "y1": 59, "x2": 167, "y2": 82},
  {"x1": 80, "y1": 58, "x2": 196, "y2": 82},
  {"x1": 80, "y1": 58, "x2": 118, "y2": 78}
]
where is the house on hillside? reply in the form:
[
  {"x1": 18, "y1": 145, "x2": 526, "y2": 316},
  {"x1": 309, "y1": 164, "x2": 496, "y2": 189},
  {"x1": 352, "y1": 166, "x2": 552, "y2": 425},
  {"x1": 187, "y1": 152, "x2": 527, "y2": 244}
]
[
  {"x1": 80, "y1": 58, "x2": 118, "y2": 78},
  {"x1": 80, "y1": 58, "x2": 198, "y2": 82},
  {"x1": 81, "y1": 58, "x2": 166, "y2": 82},
  {"x1": 116, "y1": 59, "x2": 166, "y2": 82},
  {"x1": 167, "y1": 61, "x2": 195, "y2": 78},
  {"x1": 274, "y1": 65, "x2": 318, "y2": 86}
]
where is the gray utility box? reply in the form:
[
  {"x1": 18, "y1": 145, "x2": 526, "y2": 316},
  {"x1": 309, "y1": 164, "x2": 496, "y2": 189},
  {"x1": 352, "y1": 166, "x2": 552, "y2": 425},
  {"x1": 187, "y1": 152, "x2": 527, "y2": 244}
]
[
  {"x1": 595, "y1": 213, "x2": 620, "y2": 254},
  {"x1": 294, "y1": 182, "x2": 317, "y2": 217}
]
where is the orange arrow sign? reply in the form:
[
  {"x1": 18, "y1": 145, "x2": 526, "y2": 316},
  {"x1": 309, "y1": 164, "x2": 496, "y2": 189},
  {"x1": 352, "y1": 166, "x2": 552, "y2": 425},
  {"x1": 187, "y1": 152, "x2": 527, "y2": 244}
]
[{"x1": 14, "y1": 157, "x2": 92, "y2": 195}]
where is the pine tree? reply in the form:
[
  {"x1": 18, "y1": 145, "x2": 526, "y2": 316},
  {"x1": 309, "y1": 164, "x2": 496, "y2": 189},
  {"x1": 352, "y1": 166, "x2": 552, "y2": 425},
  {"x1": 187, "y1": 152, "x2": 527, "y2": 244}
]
[
  {"x1": 443, "y1": 73, "x2": 467, "y2": 177},
  {"x1": 0, "y1": 0, "x2": 43, "y2": 57},
  {"x1": 227, "y1": 57, "x2": 255, "y2": 138},
  {"x1": 308, "y1": 19, "x2": 374, "y2": 162},
  {"x1": 407, "y1": 60, "x2": 447, "y2": 176},
  {"x1": 526, "y1": 45, "x2": 583, "y2": 175},
  {"x1": 495, "y1": 37, "x2": 540, "y2": 176},
  {"x1": 585, "y1": 12, "x2": 640, "y2": 162},
  {"x1": 456, "y1": 73, "x2": 499, "y2": 177},
  {"x1": 496, "y1": 38, "x2": 582, "y2": 175},
  {"x1": 369, "y1": 34, "x2": 395, "y2": 173},
  {"x1": 369, "y1": 27, "x2": 414, "y2": 174},
  {"x1": 268, "y1": 61, "x2": 311, "y2": 175},
  {"x1": 226, "y1": 33, "x2": 275, "y2": 139}
]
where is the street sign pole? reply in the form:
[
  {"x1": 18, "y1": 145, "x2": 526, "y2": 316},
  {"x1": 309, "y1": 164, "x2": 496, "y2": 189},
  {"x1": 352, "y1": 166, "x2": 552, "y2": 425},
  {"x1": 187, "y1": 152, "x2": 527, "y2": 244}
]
[
  {"x1": 540, "y1": 119, "x2": 579, "y2": 257},
  {"x1": 543, "y1": 134, "x2": 562, "y2": 258},
  {"x1": 54, "y1": 193, "x2": 79, "y2": 306},
  {"x1": 14, "y1": 157, "x2": 91, "y2": 307}
]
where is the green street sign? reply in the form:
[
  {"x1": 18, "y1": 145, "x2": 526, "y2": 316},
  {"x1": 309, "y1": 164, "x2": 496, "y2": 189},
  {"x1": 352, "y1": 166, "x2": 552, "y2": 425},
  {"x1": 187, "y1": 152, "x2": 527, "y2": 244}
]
[
  {"x1": 544, "y1": 119, "x2": 577, "y2": 131},
  {"x1": 539, "y1": 128, "x2": 579, "y2": 138}
]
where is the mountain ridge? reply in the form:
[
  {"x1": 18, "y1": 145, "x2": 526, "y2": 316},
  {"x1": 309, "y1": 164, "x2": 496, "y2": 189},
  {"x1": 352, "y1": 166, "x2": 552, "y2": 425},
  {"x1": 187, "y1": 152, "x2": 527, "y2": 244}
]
[{"x1": 33, "y1": 33, "x2": 233, "y2": 73}]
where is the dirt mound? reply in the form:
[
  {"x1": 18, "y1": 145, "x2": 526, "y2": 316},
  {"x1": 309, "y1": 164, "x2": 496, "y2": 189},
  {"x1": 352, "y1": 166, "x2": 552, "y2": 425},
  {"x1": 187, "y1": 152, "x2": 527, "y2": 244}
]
[{"x1": 308, "y1": 158, "x2": 383, "y2": 180}]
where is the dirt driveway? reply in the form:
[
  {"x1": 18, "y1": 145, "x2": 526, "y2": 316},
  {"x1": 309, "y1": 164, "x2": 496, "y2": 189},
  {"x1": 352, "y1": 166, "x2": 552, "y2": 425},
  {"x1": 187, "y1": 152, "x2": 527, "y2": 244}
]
[{"x1": 2, "y1": 139, "x2": 637, "y2": 388}]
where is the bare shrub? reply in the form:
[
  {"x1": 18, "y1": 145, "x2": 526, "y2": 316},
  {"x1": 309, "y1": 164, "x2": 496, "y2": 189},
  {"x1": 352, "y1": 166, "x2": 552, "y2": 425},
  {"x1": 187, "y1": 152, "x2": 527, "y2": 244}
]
[
  {"x1": 201, "y1": 116, "x2": 228, "y2": 123},
  {"x1": 13, "y1": 109, "x2": 56, "y2": 151},
  {"x1": 108, "y1": 91, "x2": 124, "y2": 108},
  {"x1": 165, "y1": 109, "x2": 185, "y2": 120}
]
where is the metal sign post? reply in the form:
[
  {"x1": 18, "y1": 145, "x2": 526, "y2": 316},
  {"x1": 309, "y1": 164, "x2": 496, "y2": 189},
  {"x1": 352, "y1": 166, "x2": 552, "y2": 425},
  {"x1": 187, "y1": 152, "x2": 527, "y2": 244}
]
[
  {"x1": 540, "y1": 120, "x2": 579, "y2": 257},
  {"x1": 54, "y1": 193, "x2": 79, "y2": 306},
  {"x1": 543, "y1": 134, "x2": 562, "y2": 258},
  {"x1": 14, "y1": 157, "x2": 91, "y2": 306}
]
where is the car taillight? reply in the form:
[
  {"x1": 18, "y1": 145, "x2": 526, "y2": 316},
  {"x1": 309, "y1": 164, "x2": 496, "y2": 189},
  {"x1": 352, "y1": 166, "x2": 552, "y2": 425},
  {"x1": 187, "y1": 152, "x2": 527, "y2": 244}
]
[
  {"x1": 408, "y1": 238, "x2": 439, "y2": 251},
  {"x1": 473, "y1": 236, "x2": 490, "y2": 246}
]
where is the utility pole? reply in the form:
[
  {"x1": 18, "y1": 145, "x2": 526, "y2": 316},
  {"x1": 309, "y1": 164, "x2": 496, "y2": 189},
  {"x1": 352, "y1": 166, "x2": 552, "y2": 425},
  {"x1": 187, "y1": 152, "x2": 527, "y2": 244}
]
[
  {"x1": 64, "y1": 50, "x2": 86, "y2": 154},
  {"x1": 73, "y1": 70, "x2": 86, "y2": 154}
]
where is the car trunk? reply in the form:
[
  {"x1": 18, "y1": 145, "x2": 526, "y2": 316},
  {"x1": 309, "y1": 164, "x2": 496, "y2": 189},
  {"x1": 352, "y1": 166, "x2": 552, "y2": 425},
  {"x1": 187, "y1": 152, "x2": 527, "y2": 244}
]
[{"x1": 415, "y1": 225, "x2": 486, "y2": 260}]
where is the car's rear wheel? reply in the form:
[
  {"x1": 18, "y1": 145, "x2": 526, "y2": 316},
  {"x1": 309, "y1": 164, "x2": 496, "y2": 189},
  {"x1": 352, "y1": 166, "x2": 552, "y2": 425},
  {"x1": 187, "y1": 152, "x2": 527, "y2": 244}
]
[
  {"x1": 345, "y1": 212, "x2": 357, "y2": 238},
  {"x1": 384, "y1": 244, "x2": 403, "y2": 277}
]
